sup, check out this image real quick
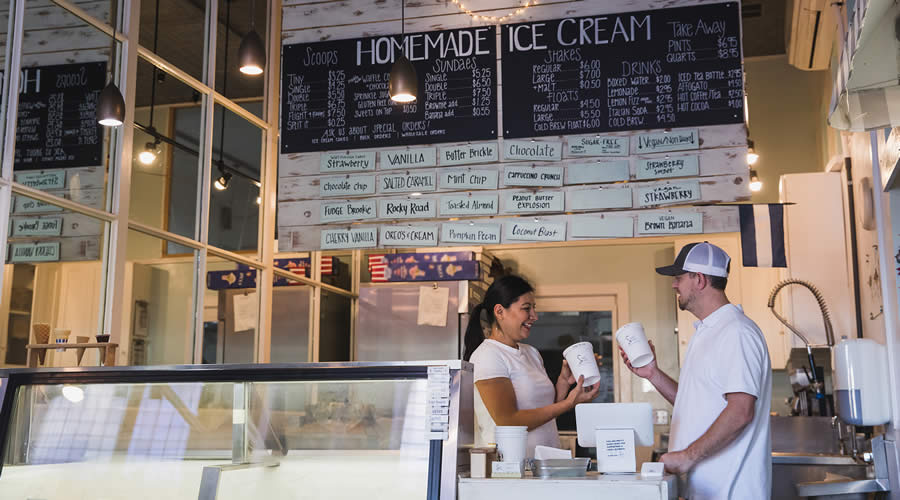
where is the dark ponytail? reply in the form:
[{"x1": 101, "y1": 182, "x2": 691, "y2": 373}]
[{"x1": 462, "y1": 275, "x2": 535, "y2": 361}]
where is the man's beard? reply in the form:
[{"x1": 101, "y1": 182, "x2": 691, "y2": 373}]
[{"x1": 678, "y1": 294, "x2": 689, "y2": 311}]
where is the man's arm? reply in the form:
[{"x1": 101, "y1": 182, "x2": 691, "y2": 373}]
[
  {"x1": 647, "y1": 369, "x2": 679, "y2": 406},
  {"x1": 620, "y1": 341, "x2": 678, "y2": 405},
  {"x1": 660, "y1": 392, "x2": 756, "y2": 474}
]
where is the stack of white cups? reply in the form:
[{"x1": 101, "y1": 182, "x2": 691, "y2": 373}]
[{"x1": 494, "y1": 426, "x2": 528, "y2": 472}]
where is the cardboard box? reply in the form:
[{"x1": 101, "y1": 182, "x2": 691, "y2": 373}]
[{"x1": 384, "y1": 260, "x2": 480, "y2": 282}]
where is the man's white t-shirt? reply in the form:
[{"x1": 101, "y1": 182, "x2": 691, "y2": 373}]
[
  {"x1": 670, "y1": 304, "x2": 772, "y2": 500},
  {"x1": 470, "y1": 339, "x2": 561, "y2": 457}
]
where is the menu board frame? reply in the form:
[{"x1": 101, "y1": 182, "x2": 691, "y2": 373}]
[{"x1": 13, "y1": 61, "x2": 106, "y2": 170}]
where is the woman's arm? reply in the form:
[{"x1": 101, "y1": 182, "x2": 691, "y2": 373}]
[{"x1": 477, "y1": 377, "x2": 600, "y2": 431}]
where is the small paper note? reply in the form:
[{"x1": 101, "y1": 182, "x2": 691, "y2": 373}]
[
  {"x1": 232, "y1": 292, "x2": 258, "y2": 333},
  {"x1": 417, "y1": 286, "x2": 449, "y2": 327}
]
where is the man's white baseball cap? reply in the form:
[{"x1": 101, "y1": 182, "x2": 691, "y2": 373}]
[{"x1": 655, "y1": 242, "x2": 730, "y2": 278}]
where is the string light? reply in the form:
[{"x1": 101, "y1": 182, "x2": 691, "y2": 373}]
[{"x1": 450, "y1": 0, "x2": 537, "y2": 23}]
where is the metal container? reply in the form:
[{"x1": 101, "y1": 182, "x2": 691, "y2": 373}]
[{"x1": 533, "y1": 458, "x2": 591, "y2": 478}]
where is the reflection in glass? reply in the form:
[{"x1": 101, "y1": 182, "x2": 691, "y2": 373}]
[
  {"x1": 138, "y1": 0, "x2": 206, "y2": 82},
  {"x1": 204, "y1": 257, "x2": 259, "y2": 364},
  {"x1": 130, "y1": 58, "x2": 203, "y2": 252},
  {"x1": 2, "y1": 196, "x2": 107, "y2": 367},
  {"x1": 126, "y1": 230, "x2": 196, "y2": 365},
  {"x1": 208, "y1": 103, "x2": 262, "y2": 254},
  {"x1": 16, "y1": 2, "x2": 117, "y2": 207},
  {"x1": 320, "y1": 290, "x2": 351, "y2": 362},
  {"x1": 1, "y1": 378, "x2": 429, "y2": 499},
  {"x1": 215, "y1": 0, "x2": 266, "y2": 108}
]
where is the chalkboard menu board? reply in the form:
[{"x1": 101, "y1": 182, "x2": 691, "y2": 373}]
[
  {"x1": 14, "y1": 62, "x2": 106, "y2": 170},
  {"x1": 500, "y1": 3, "x2": 743, "y2": 138},
  {"x1": 281, "y1": 26, "x2": 498, "y2": 153}
]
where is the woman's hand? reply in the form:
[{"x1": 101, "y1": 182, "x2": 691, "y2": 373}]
[
  {"x1": 558, "y1": 359, "x2": 576, "y2": 386},
  {"x1": 564, "y1": 375, "x2": 601, "y2": 409}
]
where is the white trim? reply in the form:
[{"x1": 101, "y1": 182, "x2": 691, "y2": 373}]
[{"x1": 103, "y1": 0, "x2": 139, "y2": 357}]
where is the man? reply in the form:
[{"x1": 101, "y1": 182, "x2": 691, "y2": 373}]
[{"x1": 620, "y1": 242, "x2": 772, "y2": 499}]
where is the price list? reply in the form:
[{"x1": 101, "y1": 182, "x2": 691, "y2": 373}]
[
  {"x1": 14, "y1": 62, "x2": 105, "y2": 170},
  {"x1": 501, "y1": 3, "x2": 743, "y2": 138},
  {"x1": 281, "y1": 26, "x2": 498, "y2": 153}
]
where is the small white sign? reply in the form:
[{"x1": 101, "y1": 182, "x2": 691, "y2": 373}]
[
  {"x1": 379, "y1": 147, "x2": 437, "y2": 169},
  {"x1": 441, "y1": 223, "x2": 501, "y2": 244},
  {"x1": 9, "y1": 241, "x2": 60, "y2": 262},
  {"x1": 232, "y1": 292, "x2": 258, "y2": 332},
  {"x1": 380, "y1": 225, "x2": 439, "y2": 246},
  {"x1": 566, "y1": 160, "x2": 630, "y2": 185},
  {"x1": 378, "y1": 171, "x2": 437, "y2": 194},
  {"x1": 505, "y1": 221, "x2": 566, "y2": 241},
  {"x1": 636, "y1": 180, "x2": 701, "y2": 207},
  {"x1": 439, "y1": 169, "x2": 498, "y2": 190},
  {"x1": 439, "y1": 142, "x2": 498, "y2": 166},
  {"x1": 320, "y1": 227, "x2": 378, "y2": 249},
  {"x1": 417, "y1": 285, "x2": 449, "y2": 327},
  {"x1": 502, "y1": 191, "x2": 564, "y2": 213},
  {"x1": 15, "y1": 171, "x2": 66, "y2": 189},
  {"x1": 569, "y1": 187, "x2": 633, "y2": 211},
  {"x1": 10, "y1": 216, "x2": 63, "y2": 237},
  {"x1": 503, "y1": 140, "x2": 562, "y2": 161},
  {"x1": 319, "y1": 174, "x2": 376, "y2": 198},
  {"x1": 504, "y1": 166, "x2": 563, "y2": 187},
  {"x1": 319, "y1": 151, "x2": 376, "y2": 173},
  {"x1": 13, "y1": 196, "x2": 64, "y2": 214},
  {"x1": 567, "y1": 135, "x2": 629, "y2": 156},
  {"x1": 379, "y1": 198, "x2": 436, "y2": 219},
  {"x1": 570, "y1": 216, "x2": 634, "y2": 238},
  {"x1": 635, "y1": 155, "x2": 700, "y2": 179},
  {"x1": 635, "y1": 129, "x2": 700, "y2": 153},
  {"x1": 320, "y1": 200, "x2": 377, "y2": 223},
  {"x1": 637, "y1": 212, "x2": 704, "y2": 234},
  {"x1": 439, "y1": 194, "x2": 498, "y2": 216}
]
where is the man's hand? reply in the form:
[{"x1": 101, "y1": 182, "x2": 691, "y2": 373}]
[
  {"x1": 619, "y1": 340, "x2": 658, "y2": 379},
  {"x1": 659, "y1": 449, "x2": 697, "y2": 474}
]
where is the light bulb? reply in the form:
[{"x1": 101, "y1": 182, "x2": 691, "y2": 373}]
[
  {"x1": 747, "y1": 150, "x2": 759, "y2": 165},
  {"x1": 256, "y1": 196, "x2": 262, "y2": 205},
  {"x1": 749, "y1": 169, "x2": 762, "y2": 192},
  {"x1": 138, "y1": 142, "x2": 157, "y2": 165}
]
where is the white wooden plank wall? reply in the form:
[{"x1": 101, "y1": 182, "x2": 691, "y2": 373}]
[{"x1": 275, "y1": 0, "x2": 748, "y2": 251}]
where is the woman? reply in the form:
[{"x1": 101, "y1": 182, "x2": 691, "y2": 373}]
[{"x1": 463, "y1": 275, "x2": 600, "y2": 457}]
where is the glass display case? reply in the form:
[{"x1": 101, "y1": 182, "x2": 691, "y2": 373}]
[{"x1": 0, "y1": 361, "x2": 473, "y2": 499}]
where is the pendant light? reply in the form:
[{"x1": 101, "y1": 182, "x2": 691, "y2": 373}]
[
  {"x1": 97, "y1": 2, "x2": 125, "y2": 127},
  {"x1": 389, "y1": 0, "x2": 417, "y2": 103},
  {"x1": 239, "y1": 0, "x2": 266, "y2": 75},
  {"x1": 214, "y1": 3, "x2": 233, "y2": 191},
  {"x1": 214, "y1": 164, "x2": 232, "y2": 190},
  {"x1": 140, "y1": 0, "x2": 163, "y2": 165}
]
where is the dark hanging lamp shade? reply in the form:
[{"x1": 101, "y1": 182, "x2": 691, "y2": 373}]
[
  {"x1": 389, "y1": 55, "x2": 417, "y2": 103},
  {"x1": 97, "y1": 81, "x2": 126, "y2": 127},
  {"x1": 239, "y1": 29, "x2": 266, "y2": 75}
]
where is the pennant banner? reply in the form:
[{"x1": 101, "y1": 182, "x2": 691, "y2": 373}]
[{"x1": 739, "y1": 204, "x2": 787, "y2": 268}]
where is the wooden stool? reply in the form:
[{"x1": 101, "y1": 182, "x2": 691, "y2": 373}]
[{"x1": 26, "y1": 343, "x2": 118, "y2": 368}]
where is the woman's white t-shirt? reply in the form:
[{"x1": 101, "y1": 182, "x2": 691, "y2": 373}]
[{"x1": 470, "y1": 339, "x2": 561, "y2": 457}]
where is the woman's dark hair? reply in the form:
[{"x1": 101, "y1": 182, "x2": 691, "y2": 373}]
[{"x1": 462, "y1": 275, "x2": 534, "y2": 361}]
